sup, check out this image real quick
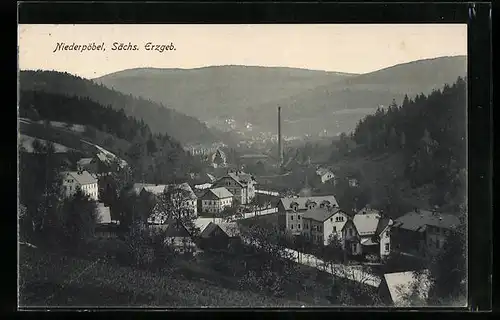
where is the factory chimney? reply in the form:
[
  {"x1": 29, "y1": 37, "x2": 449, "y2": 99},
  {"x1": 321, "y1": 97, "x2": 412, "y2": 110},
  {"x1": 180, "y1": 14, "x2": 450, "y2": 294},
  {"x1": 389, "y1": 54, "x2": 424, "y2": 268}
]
[{"x1": 278, "y1": 106, "x2": 283, "y2": 166}]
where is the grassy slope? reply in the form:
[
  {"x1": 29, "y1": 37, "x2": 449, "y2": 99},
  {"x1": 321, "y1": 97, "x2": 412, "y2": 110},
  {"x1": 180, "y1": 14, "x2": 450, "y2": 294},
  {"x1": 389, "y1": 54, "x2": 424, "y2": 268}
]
[
  {"x1": 19, "y1": 246, "x2": 307, "y2": 307},
  {"x1": 19, "y1": 119, "x2": 130, "y2": 161}
]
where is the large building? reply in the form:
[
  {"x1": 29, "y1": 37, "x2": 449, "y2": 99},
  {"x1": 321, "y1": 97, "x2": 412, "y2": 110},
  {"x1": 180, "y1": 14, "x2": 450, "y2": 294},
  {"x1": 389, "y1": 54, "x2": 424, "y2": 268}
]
[
  {"x1": 61, "y1": 170, "x2": 99, "y2": 201},
  {"x1": 277, "y1": 195, "x2": 339, "y2": 235},
  {"x1": 300, "y1": 207, "x2": 350, "y2": 246},
  {"x1": 199, "y1": 187, "x2": 233, "y2": 215},
  {"x1": 391, "y1": 208, "x2": 461, "y2": 258},
  {"x1": 211, "y1": 170, "x2": 256, "y2": 205}
]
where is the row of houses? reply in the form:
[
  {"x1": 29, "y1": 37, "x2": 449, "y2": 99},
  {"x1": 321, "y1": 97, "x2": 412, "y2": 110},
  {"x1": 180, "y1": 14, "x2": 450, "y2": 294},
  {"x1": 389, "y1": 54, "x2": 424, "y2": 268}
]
[{"x1": 278, "y1": 195, "x2": 461, "y2": 261}]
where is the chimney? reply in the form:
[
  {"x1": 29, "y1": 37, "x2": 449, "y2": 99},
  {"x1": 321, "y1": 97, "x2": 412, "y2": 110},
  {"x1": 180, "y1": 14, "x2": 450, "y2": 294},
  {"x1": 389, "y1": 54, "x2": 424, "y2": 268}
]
[{"x1": 278, "y1": 106, "x2": 283, "y2": 166}]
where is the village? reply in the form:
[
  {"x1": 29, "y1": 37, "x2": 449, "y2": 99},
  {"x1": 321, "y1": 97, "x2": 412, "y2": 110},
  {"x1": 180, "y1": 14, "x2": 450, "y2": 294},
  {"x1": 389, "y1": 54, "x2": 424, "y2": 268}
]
[{"x1": 45, "y1": 143, "x2": 463, "y2": 307}]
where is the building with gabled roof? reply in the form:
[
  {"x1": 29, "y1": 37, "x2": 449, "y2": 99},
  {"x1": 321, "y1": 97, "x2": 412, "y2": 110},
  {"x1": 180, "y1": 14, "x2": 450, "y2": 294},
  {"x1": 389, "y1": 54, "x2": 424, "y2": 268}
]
[
  {"x1": 301, "y1": 207, "x2": 350, "y2": 246},
  {"x1": 61, "y1": 170, "x2": 98, "y2": 201},
  {"x1": 199, "y1": 221, "x2": 242, "y2": 251},
  {"x1": 199, "y1": 187, "x2": 233, "y2": 215},
  {"x1": 211, "y1": 170, "x2": 256, "y2": 204},
  {"x1": 344, "y1": 207, "x2": 393, "y2": 260},
  {"x1": 277, "y1": 195, "x2": 339, "y2": 235},
  {"x1": 391, "y1": 208, "x2": 460, "y2": 258},
  {"x1": 316, "y1": 167, "x2": 336, "y2": 184}
]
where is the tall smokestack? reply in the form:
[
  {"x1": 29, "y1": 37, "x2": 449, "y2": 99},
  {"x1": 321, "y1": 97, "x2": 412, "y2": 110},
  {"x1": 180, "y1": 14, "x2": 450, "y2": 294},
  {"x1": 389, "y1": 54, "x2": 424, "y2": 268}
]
[{"x1": 278, "y1": 106, "x2": 283, "y2": 166}]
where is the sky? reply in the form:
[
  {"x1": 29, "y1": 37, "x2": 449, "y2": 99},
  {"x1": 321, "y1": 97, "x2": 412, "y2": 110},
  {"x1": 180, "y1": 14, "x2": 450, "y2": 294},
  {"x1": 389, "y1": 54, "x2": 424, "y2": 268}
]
[{"x1": 18, "y1": 24, "x2": 467, "y2": 79}]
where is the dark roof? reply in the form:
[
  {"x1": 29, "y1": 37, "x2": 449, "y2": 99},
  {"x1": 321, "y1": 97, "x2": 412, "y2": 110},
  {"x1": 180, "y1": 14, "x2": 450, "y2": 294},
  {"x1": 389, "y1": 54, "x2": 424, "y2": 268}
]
[
  {"x1": 164, "y1": 222, "x2": 191, "y2": 238},
  {"x1": 301, "y1": 207, "x2": 336, "y2": 222},
  {"x1": 394, "y1": 210, "x2": 460, "y2": 232},
  {"x1": 279, "y1": 195, "x2": 339, "y2": 211},
  {"x1": 375, "y1": 217, "x2": 392, "y2": 236},
  {"x1": 199, "y1": 222, "x2": 221, "y2": 238}
]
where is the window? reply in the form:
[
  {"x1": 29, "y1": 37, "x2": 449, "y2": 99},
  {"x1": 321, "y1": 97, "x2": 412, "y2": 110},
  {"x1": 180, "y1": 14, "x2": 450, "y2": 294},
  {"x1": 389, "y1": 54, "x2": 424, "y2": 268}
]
[
  {"x1": 330, "y1": 218, "x2": 333, "y2": 222},
  {"x1": 298, "y1": 215, "x2": 301, "y2": 220},
  {"x1": 291, "y1": 224, "x2": 294, "y2": 230},
  {"x1": 298, "y1": 224, "x2": 301, "y2": 229},
  {"x1": 290, "y1": 216, "x2": 294, "y2": 221},
  {"x1": 385, "y1": 243, "x2": 390, "y2": 251},
  {"x1": 333, "y1": 226, "x2": 337, "y2": 232}
]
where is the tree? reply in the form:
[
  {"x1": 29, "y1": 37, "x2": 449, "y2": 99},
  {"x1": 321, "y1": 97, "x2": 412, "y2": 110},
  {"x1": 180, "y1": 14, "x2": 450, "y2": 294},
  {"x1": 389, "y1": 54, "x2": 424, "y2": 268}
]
[
  {"x1": 153, "y1": 185, "x2": 199, "y2": 236},
  {"x1": 61, "y1": 188, "x2": 99, "y2": 249},
  {"x1": 400, "y1": 131, "x2": 406, "y2": 149},
  {"x1": 426, "y1": 209, "x2": 466, "y2": 306},
  {"x1": 19, "y1": 141, "x2": 65, "y2": 246}
]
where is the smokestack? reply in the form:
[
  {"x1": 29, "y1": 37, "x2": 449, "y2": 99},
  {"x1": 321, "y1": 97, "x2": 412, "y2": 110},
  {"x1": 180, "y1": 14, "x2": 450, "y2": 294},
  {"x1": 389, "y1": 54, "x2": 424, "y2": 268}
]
[{"x1": 278, "y1": 106, "x2": 283, "y2": 166}]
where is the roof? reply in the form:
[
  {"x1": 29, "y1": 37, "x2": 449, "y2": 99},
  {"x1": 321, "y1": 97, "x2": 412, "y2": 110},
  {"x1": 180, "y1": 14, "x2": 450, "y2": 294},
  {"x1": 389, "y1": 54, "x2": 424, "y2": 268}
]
[
  {"x1": 218, "y1": 222, "x2": 241, "y2": 237},
  {"x1": 205, "y1": 187, "x2": 233, "y2": 199},
  {"x1": 164, "y1": 222, "x2": 191, "y2": 238},
  {"x1": 301, "y1": 208, "x2": 336, "y2": 222},
  {"x1": 61, "y1": 171, "x2": 97, "y2": 186},
  {"x1": 77, "y1": 158, "x2": 94, "y2": 166},
  {"x1": 200, "y1": 222, "x2": 241, "y2": 238},
  {"x1": 97, "y1": 203, "x2": 111, "y2": 224},
  {"x1": 195, "y1": 217, "x2": 224, "y2": 233},
  {"x1": 376, "y1": 217, "x2": 392, "y2": 235},
  {"x1": 166, "y1": 182, "x2": 197, "y2": 200},
  {"x1": 240, "y1": 154, "x2": 268, "y2": 159},
  {"x1": 353, "y1": 212, "x2": 381, "y2": 236},
  {"x1": 360, "y1": 237, "x2": 377, "y2": 246},
  {"x1": 279, "y1": 195, "x2": 339, "y2": 211},
  {"x1": 316, "y1": 168, "x2": 333, "y2": 176},
  {"x1": 383, "y1": 270, "x2": 430, "y2": 306},
  {"x1": 207, "y1": 173, "x2": 216, "y2": 182},
  {"x1": 394, "y1": 210, "x2": 460, "y2": 232}
]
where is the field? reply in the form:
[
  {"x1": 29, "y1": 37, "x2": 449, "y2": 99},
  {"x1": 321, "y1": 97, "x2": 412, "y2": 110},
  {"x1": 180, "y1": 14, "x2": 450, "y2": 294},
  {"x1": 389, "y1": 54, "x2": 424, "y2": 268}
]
[{"x1": 19, "y1": 244, "x2": 309, "y2": 308}]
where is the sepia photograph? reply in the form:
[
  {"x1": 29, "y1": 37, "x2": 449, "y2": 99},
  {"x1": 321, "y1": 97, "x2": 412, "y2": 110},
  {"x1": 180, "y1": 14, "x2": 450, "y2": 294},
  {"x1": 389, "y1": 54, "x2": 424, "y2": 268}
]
[{"x1": 18, "y1": 23, "x2": 467, "y2": 308}]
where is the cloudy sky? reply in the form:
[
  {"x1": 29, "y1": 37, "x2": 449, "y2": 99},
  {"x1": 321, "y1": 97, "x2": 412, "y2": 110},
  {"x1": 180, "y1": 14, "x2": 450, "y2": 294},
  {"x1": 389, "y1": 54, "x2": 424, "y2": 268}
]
[{"x1": 18, "y1": 24, "x2": 467, "y2": 79}]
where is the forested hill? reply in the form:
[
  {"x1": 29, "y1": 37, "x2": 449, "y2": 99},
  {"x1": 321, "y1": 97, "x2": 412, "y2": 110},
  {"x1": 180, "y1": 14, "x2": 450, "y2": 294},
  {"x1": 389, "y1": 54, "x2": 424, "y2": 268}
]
[
  {"x1": 350, "y1": 77, "x2": 466, "y2": 211},
  {"x1": 19, "y1": 70, "x2": 221, "y2": 145},
  {"x1": 19, "y1": 90, "x2": 204, "y2": 184}
]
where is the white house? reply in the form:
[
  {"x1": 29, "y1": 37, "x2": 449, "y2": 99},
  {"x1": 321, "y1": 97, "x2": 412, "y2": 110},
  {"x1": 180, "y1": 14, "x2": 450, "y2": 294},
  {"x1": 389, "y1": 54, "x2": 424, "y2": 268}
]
[
  {"x1": 61, "y1": 170, "x2": 99, "y2": 201},
  {"x1": 277, "y1": 195, "x2": 339, "y2": 236},
  {"x1": 343, "y1": 208, "x2": 393, "y2": 260},
  {"x1": 211, "y1": 170, "x2": 256, "y2": 204},
  {"x1": 301, "y1": 207, "x2": 349, "y2": 246},
  {"x1": 200, "y1": 187, "x2": 233, "y2": 215},
  {"x1": 316, "y1": 167, "x2": 335, "y2": 184}
]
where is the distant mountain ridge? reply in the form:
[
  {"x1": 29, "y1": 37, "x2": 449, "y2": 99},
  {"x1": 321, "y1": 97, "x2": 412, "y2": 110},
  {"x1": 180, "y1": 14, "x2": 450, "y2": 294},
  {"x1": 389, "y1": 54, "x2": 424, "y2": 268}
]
[
  {"x1": 95, "y1": 56, "x2": 467, "y2": 137},
  {"x1": 19, "y1": 70, "x2": 226, "y2": 145}
]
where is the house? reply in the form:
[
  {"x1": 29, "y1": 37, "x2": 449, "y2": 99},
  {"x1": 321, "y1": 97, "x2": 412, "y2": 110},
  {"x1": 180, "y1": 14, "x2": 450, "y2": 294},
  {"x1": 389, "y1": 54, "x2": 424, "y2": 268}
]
[
  {"x1": 391, "y1": 208, "x2": 461, "y2": 258},
  {"x1": 95, "y1": 203, "x2": 119, "y2": 239},
  {"x1": 199, "y1": 187, "x2": 233, "y2": 215},
  {"x1": 76, "y1": 156, "x2": 112, "y2": 177},
  {"x1": 316, "y1": 167, "x2": 335, "y2": 184},
  {"x1": 61, "y1": 170, "x2": 99, "y2": 201},
  {"x1": 341, "y1": 219, "x2": 362, "y2": 255},
  {"x1": 162, "y1": 222, "x2": 197, "y2": 255},
  {"x1": 342, "y1": 208, "x2": 393, "y2": 260},
  {"x1": 348, "y1": 178, "x2": 359, "y2": 187},
  {"x1": 277, "y1": 195, "x2": 339, "y2": 236},
  {"x1": 211, "y1": 148, "x2": 227, "y2": 168},
  {"x1": 378, "y1": 270, "x2": 431, "y2": 306},
  {"x1": 300, "y1": 207, "x2": 349, "y2": 246},
  {"x1": 211, "y1": 170, "x2": 256, "y2": 204},
  {"x1": 134, "y1": 182, "x2": 198, "y2": 218},
  {"x1": 199, "y1": 221, "x2": 242, "y2": 250}
]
